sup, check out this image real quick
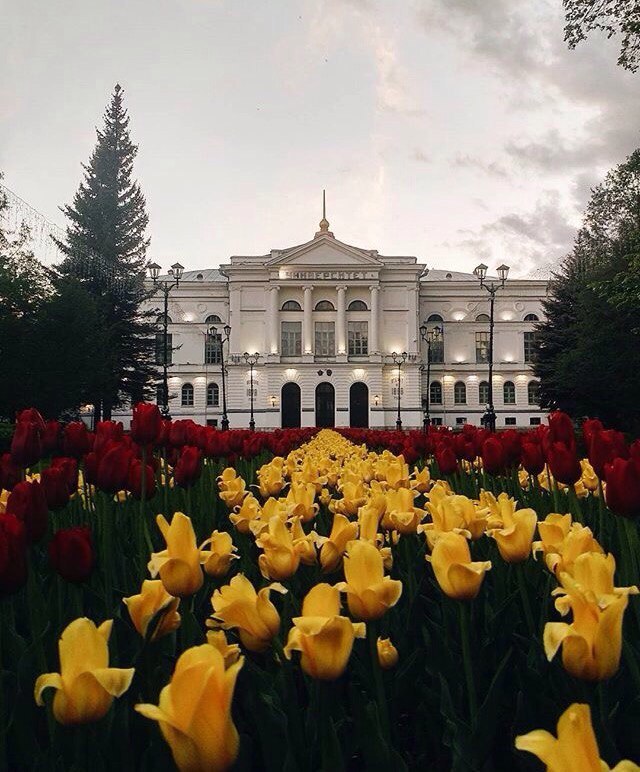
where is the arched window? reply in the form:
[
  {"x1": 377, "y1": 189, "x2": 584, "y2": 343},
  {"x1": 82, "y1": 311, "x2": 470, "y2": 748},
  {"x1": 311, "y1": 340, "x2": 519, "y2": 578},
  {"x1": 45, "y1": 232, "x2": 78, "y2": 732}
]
[
  {"x1": 156, "y1": 314, "x2": 172, "y2": 324},
  {"x1": 479, "y1": 380, "x2": 489, "y2": 405},
  {"x1": 205, "y1": 314, "x2": 222, "y2": 325},
  {"x1": 207, "y1": 382, "x2": 219, "y2": 407},
  {"x1": 454, "y1": 381, "x2": 466, "y2": 404},
  {"x1": 314, "y1": 300, "x2": 335, "y2": 311},
  {"x1": 181, "y1": 383, "x2": 194, "y2": 407},
  {"x1": 427, "y1": 313, "x2": 443, "y2": 323},
  {"x1": 281, "y1": 300, "x2": 302, "y2": 311},
  {"x1": 503, "y1": 380, "x2": 516, "y2": 404},
  {"x1": 348, "y1": 300, "x2": 368, "y2": 311},
  {"x1": 528, "y1": 380, "x2": 540, "y2": 405},
  {"x1": 475, "y1": 313, "x2": 490, "y2": 322},
  {"x1": 429, "y1": 381, "x2": 442, "y2": 405},
  {"x1": 524, "y1": 313, "x2": 539, "y2": 322}
]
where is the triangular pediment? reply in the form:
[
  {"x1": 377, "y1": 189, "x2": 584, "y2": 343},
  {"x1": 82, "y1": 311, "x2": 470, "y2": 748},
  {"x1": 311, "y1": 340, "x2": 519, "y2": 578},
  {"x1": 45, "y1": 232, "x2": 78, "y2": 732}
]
[{"x1": 266, "y1": 234, "x2": 383, "y2": 268}]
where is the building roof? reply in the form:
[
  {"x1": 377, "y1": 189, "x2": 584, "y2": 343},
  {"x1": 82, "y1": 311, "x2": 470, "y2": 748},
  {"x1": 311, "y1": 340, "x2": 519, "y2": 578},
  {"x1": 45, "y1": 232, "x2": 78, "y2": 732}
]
[
  {"x1": 421, "y1": 269, "x2": 483, "y2": 282},
  {"x1": 158, "y1": 269, "x2": 226, "y2": 282}
]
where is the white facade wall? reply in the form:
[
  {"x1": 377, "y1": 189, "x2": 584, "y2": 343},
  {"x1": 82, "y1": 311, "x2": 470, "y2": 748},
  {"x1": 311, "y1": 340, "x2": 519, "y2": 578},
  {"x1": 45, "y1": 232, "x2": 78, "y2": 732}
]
[{"x1": 116, "y1": 223, "x2": 548, "y2": 430}]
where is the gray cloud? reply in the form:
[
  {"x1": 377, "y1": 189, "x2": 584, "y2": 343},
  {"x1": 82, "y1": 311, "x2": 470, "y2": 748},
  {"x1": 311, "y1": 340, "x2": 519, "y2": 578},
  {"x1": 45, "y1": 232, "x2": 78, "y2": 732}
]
[{"x1": 452, "y1": 154, "x2": 509, "y2": 178}]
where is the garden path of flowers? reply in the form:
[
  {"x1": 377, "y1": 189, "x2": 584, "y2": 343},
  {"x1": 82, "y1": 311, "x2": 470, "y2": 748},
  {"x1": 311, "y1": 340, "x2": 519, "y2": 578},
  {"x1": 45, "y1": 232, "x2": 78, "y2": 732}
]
[{"x1": 1, "y1": 405, "x2": 640, "y2": 770}]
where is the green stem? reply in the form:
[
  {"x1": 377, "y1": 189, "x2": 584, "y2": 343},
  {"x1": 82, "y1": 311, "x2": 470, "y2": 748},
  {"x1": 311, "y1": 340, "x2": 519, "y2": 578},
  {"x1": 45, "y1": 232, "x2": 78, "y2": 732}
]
[
  {"x1": 516, "y1": 563, "x2": 536, "y2": 639},
  {"x1": 458, "y1": 602, "x2": 478, "y2": 729},
  {"x1": 367, "y1": 622, "x2": 390, "y2": 743},
  {"x1": 271, "y1": 637, "x2": 309, "y2": 770}
]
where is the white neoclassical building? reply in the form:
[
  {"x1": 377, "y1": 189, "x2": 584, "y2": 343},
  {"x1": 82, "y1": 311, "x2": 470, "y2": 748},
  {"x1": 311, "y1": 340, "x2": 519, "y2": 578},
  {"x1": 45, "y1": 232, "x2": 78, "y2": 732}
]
[{"x1": 131, "y1": 211, "x2": 547, "y2": 430}]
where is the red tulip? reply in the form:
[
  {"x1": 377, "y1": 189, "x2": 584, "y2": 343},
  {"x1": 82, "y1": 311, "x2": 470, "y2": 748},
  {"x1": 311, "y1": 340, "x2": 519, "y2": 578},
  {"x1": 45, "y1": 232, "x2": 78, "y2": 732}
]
[
  {"x1": 582, "y1": 418, "x2": 605, "y2": 449},
  {"x1": 130, "y1": 402, "x2": 163, "y2": 446},
  {"x1": 50, "y1": 457, "x2": 79, "y2": 492},
  {"x1": 482, "y1": 437, "x2": 505, "y2": 476},
  {"x1": 0, "y1": 453, "x2": 22, "y2": 491},
  {"x1": 174, "y1": 446, "x2": 202, "y2": 488},
  {"x1": 62, "y1": 421, "x2": 93, "y2": 458},
  {"x1": 93, "y1": 421, "x2": 123, "y2": 456},
  {"x1": 0, "y1": 513, "x2": 28, "y2": 596},
  {"x1": 96, "y1": 444, "x2": 133, "y2": 494},
  {"x1": 521, "y1": 441, "x2": 545, "y2": 477},
  {"x1": 435, "y1": 445, "x2": 458, "y2": 476},
  {"x1": 16, "y1": 408, "x2": 45, "y2": 432},
  {"x1": 127, "y1": 459, "x2": 156, "y2": 500},
  {"x1": 41, "y1": 420, "x2": 62, "y2": 456},
  {"x1": 589, "y1": 430, "x2": 628, "y2": 480},
  {"x1": 499, "y1": 430, "x2": 522, "y2": 468},
  {"x1": 48, "y1": 527, "x2": 94, "y2": 583},
  {"x1": 168, "y1": 420, "x2": 193, "y2": 448},
  {"x1": 6, "y1": 480, "x2": 48, "y2": 542},
  {"x1": 547, "y1": 411, "x2": 576, "y2": 451},
  {"x1": 40, "y1": 466, "x2": 72, "y2": 510},
  {"x1": 10, "y1": 420, "x2": 42, "y2": 468},
  {"x1": 547, "y1": 441, "x2": 582, "y2": 486},
  {"x1": 604, "y1": 457, "x2": 640, "y2": 519}
]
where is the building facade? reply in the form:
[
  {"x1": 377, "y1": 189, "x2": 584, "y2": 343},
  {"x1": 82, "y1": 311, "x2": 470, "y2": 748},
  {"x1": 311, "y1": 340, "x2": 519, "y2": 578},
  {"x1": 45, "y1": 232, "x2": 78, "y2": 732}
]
[{"x1": 131, "y1": 214, "x2": 547, "y2": 430}]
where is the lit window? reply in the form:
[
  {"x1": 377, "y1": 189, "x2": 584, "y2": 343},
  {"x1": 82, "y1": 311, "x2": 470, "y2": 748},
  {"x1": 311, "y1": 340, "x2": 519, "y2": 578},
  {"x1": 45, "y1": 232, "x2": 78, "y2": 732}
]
[
  {"x1": 479, "y1": 380, "x2": 489, "y2": 405},
  {"x1": 528, "y1": 380, "x2": 540, "y2": 405},
  {"x1": 524, "y1": 332, "x2": 540, "y2": 363},
  {"x1": 475, "y1": 332, "x2": 489, "y2": 363},
  {"x1": 348, "y1": 321, "x2": 368, "y2": 355},
  {"x1": 503, "y1": 381, "x2": 516, "y2": 404},
  {"x1": 181, "y1": 383, "x2": 194, "y2": 407},
  {"x1": 315, "y1": 322, "x2": 335, "y2": 356},
  {"x1": 207, "y1": 382, "x2": 219, "y2": 407},
  {"x1": 429, "y1": 381, "x2": 442, "y2": 404},
  {"x1": 454, "y1": 381, "x2": 466, "y2": 404},
  {"x1": 281, "y1": 321, "x2": 302, "y2": 356}
]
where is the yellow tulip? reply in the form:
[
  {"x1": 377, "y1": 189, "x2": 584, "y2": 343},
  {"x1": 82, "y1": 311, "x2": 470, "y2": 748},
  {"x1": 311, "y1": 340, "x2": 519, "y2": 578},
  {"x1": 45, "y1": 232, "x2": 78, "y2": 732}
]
[
  {"x1": 290, "y1": 516, "x2": 319, "y2": 566},
  {"x1": 136, "y1": 644, "x2": 243, "y2": 772},
  {"x1": 579, "y1": 459, "x2": 599, "y2": 493},
  {"x1": 487, "y1": 506, "x2": 537, "y2": 563},
  {"x1": 427, "y1": 531, "x2": 491, "y2": 601},
  {"x1": 123, "y1": 580, "x2": 181, "y2": 642},
  {"x1": 218, "y1": 471, "x2": 247, "y2": 509},
  {"x1": 255, "y1": 515, "x2": 303, "y2": 580},
  {"x1": 515, "y1": 702, "x2": 640, "y2": 771},
  {"x1": 229, "y1": 493, "x2": 262, "y2": 534},
  {"x1": 284, "y1": 482, "x2": 319, "y2": 522},
  {"x1": 424, "y1": 494, "x2": 488, "y2": 544},
  {"x1": 247, "y1": 497, "x2": 290, "y2": 537},
  {"x1": 148, "y1": 512, "x2": 204, "y2": 598},
  {"x1": 319, "y1": 488, "x2": 332, "y2": 507},
  {"x1": 35, "y1": 618, "x2": 134, "y2": 725},
  {"x1": 358, "y1": 502, "x2": 383, "y2": 543},
  {"x1": 410, "y1": 466, "x2": 431, "y2": 493},
  {"x1": 382, "y1": 457, "x2": 411, "y2": 490},
  {"x1": 206, "y1": 630, "x2": 242, "y2": 667},
  {"x1": 256, "y1": 463, "x2": 285, "y2": 498},
  {"x1": 210, "y1": 573, "x2": 286, "y2": 652},
  {"x1": 200, "y1": 530, "x2": 238, "y2": 578},
  {"x1": 319, "y1": 514, "x2": 358, "y2": 573},
  {"x1": 337, "y1": 540, "x2": 402, "y2": 621},
  {"x1": 537, "y1": 522, "x2": 603, "y2": 577},
  {"x1": 377, "y1": 637, "x2": 399, "y2": 670},
  {"x1": 284, "y1": 583, "x2": 366, "y2": 680},
  {"x1": 544, "y1": 553, "x2": 638, "y2": 681},
  {"x1": 331, "y1": 480, "x2": 368, "y2": 516},
  {"x1": 382, "y1": 488, "x2": 425, "y2": 534}
]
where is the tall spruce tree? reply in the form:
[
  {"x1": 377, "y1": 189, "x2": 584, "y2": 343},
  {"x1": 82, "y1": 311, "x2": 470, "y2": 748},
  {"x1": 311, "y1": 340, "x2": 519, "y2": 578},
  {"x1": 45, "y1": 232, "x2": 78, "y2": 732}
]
[{"x1": 55, "y1": 84, "x2": 156, "y2": 420}]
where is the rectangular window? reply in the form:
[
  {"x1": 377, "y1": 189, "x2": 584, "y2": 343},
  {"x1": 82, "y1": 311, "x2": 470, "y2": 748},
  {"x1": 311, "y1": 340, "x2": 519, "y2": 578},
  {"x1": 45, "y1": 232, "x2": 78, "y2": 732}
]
[
  {"x1": 315, "y1": 322, "x2": 335, "y2": 357},
  {"x1": 524, "y1": 332, "x2": 540, "y2": 363},
  {"x1": 430, "y1": 339, "x2": 444, "y2": 364},
  {"x1": 155, "y1": 333, "x2": 172, "y2": 365},
  {"x1": 455, "y1": 417, "x2": 467, "y2": 425},
  {"x1": 505, "y1": 417, "x2": 517, "y2": 426},
  {"x1": 348, "y1": 321, "x2": 368, "y2": 355},
  {"x1": 431, "y1": 417, "x2": 443, "y2": 426},
  {"x1": 529, "y1": 416, "x2": 541, "y2": 426},
  {"x1": 281, "y1": 321, "x2": 302, "y2": 357},
  {"x1": 205, "y1": 333, "x2": 222, "y2": 365},
  {"x1": 475, "y1": 332, "x2": 489, "y2": 364}
]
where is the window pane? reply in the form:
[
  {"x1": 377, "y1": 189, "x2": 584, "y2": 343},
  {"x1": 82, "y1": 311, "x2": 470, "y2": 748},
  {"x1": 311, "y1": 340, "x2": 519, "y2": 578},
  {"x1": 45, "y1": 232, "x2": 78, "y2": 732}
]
[
  {"x1": 479, "y1": 381, "x2": 489, "y2": 405},
  {"x1": 205, "y1": 333, "x2": 222, "y2": 364},
  {"x1": 429, "y1": 381, "x2": 442, "y2": 404},
  {"x1": 207, "y1": 383, "x2": 219, "y2": 407},
  {"x1": 315, "y1": 322, "x2": 335, "y2": 356},
  {"x1": 430, "y1": 339, "x2": 444, "y2": 363},
  {"x1": 528, "y1": 380, "x2": 540, "y2": 405},
  {"x1": 181, "y1": 384, "x2": 194, "y2": 406},
  {"x1": 524, "y1": 332, "x2": 540, "y2": 363},
  {"x1": 504, "y1": 381, "x2": 516, "y2": 404},
  {"x1": 454, "y1": 382, "x2": 466, "y2": 404},
  {"x1": 155, "y1": 333, "x2": 172, "y2": 365},
  {"x1": 348, "y1": 321, "x2": 368, "y2": 355},
  {"x1": 475, "y1": 332, "x2": 489, "y2": 364},
  {"x1": 281, "y1": 321, "x2": 302, "y2": 356}
]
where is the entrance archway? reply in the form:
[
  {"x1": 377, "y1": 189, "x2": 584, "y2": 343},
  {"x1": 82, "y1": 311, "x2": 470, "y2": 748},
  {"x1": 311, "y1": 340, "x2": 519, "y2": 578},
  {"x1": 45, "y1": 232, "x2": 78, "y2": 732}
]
[
  {"x1": 281, "y1": 382, "x2": 301, "y2": 428},
  {"x1": 349, "y1": 382, "x2": 369, "y2": 428},
  {"x1": 315, "y1": 382, "x2": 335, "y2": 428}
]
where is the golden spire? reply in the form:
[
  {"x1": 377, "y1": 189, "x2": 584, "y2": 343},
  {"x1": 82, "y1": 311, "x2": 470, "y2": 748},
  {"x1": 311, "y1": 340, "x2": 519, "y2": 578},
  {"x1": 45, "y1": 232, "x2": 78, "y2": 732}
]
[{"x1": 315, "y1": 189, "x2": 334, "y2": 238}]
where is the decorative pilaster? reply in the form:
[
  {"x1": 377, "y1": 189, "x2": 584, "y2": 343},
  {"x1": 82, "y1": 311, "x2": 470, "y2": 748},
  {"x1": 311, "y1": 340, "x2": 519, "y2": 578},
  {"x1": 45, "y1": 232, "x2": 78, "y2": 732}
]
[
  {"x1": 370, "y1": 285, "x2": 379, "y2": 354},
  {"x1": 269, "y1": 285, "x2": 280, "y2": 354},
  {"x1": 336, "y1": 284, "x2": 347, "y2": 355},
  {"x1": 303, "y1": 285, "x2": 313, "y2": 354}
]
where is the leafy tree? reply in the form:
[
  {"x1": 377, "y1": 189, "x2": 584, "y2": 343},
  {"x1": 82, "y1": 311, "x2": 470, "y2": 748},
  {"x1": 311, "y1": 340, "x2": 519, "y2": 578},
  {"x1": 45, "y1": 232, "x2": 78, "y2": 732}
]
[
  {"x1": 535, "y1": 150, "x2": 640, "y2": 434},
  {"x1": 55, "y1": 84, "x2": 156, "y2": 420},
  {"x1": 564, "y1": 0, "x2": 640, "y2": 72}
]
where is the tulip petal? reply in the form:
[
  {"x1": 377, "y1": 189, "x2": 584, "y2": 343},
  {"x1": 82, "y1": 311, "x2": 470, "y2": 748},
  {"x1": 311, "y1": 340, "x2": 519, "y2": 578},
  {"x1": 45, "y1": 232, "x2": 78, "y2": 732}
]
[
  {"x1": 515, "y1": 729, "x2": 557, "y2": 765},
  {"x1": 59, "y1": 618, "x2": 109, "y2": 682},
  {"x1": 34, "y1": 672, "x2": 63, "y2": 705},
  {"x1": 92, "y1": 667, "x2": 135, "y2": 697}
]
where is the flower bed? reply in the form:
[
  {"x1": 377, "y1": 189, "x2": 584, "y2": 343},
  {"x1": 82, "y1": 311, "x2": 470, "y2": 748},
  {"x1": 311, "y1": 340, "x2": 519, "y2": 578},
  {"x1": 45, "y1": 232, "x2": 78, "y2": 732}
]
[{"x1": 1, "y1": 406, "x2": 639, "y2": 770}]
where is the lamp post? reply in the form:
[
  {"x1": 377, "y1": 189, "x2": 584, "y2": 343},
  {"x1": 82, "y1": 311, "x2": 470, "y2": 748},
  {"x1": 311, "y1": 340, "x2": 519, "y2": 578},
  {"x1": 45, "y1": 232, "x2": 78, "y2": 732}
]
[
  {"x1": 390, "y1": 351, "x2": 408, "y2": 431},
  {"x1": 473, "y1": 262, "x2": 510, "y2": 432},
  {"x1": 419, "y1": 323, "x2": 443, "y2": 433},
  {"x1": 209, "y1": 323, "x2": 231, "y2": 430},
  {"x1": 147, "y1": 261, "x2": 185, "y2": 419},
  {"x1": 243, "y1": 352, "x2": 260, "y2": 431}
]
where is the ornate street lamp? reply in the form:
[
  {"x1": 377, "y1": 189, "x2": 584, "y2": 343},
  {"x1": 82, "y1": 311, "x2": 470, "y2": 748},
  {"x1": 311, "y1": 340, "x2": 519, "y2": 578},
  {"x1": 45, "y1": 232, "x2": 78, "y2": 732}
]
[
  {"x1": 473, "y1": 262, "x2": 510, "y2": 432},
  {"x1": 243, "y1": 352, "x2": 260, "y2": 431},
  {"x1": 147, "y1": 261, "x2": 184, "y2": 419},
  {"x1": 209, "y1": 323, "x2": 231, "y2": 430},
  {"x1": 390, "y1": 351, "x2": 408, "y2": 431},
  {"x1": 419, "y1": 323, "x2": 443, "y2": 433}
]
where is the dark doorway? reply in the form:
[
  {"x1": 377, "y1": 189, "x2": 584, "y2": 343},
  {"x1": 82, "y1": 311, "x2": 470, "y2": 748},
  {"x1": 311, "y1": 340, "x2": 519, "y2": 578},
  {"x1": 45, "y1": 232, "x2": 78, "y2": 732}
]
[
  {"x1": 315, "y1": 382, "x2": 335, "y2": 428},
  {"x1": 281, "y1": 382, "x2": 301, "y2": 428},
  {"x1": 349, "y1": 382, "x2": 369, "y2": 428}
]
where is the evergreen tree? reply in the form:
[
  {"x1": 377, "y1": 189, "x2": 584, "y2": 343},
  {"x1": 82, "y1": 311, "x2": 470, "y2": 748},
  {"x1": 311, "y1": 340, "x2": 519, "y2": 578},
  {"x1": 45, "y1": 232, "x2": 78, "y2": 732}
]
[{"x1": 55, "y1": 84, "x2": 156, "y2": 420}]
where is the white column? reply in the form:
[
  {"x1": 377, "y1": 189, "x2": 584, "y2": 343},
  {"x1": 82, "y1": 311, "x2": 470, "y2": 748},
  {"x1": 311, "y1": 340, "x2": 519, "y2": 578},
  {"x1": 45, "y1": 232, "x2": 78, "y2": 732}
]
[
  {"x1": 269, "y1": 285, "x2": 279, "y2": 354},
  {"x1": 407, "y1": 282, "x2": 418, "y2": 353},
  {"x1": 336, "y1": 284, "x2": 347, "y2": 355},
  {"x1": 303, "y1": 285, "x2": 313, "y2": 354},
  {"x1": 370, "y1": 285, "x2": 379, "y2": 354}
]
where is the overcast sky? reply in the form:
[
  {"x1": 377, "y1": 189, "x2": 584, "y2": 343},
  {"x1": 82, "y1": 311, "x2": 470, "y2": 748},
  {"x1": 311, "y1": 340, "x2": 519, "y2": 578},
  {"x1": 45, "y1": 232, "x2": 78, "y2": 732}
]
[{"x1": 1, "y1": 0, "x2": 638, "y2": 277}]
